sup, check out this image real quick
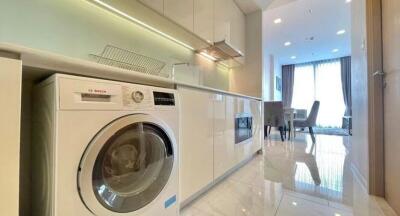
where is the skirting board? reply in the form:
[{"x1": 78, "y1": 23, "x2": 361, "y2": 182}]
[{"x1": 180, "y1": 151, "x2": 261, "y2": 208}]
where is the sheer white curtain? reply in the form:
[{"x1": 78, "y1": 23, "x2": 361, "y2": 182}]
[
  {"x1": 291, "y1": 60, "x2": 345, "y2": 128},
  {"x1": 292, "y1": 64, "x2": 315, "y2": 110}
]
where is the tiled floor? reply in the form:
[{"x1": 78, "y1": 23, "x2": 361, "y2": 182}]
[{"x1": 181, "y1": 132, "x2": 398, "y2": 216}]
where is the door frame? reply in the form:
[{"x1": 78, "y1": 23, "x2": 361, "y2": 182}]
[{"x1": 366, "y1": 0, "x2": 385, "y2": 196}]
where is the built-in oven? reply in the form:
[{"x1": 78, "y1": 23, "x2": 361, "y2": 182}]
[{"x1": 235, "y1": 113, "x2": 253, "y2": 144}]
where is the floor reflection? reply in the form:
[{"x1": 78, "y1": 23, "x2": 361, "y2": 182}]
[{"x1": 264, "y1": 133, "x2": 353, "y2": 206}]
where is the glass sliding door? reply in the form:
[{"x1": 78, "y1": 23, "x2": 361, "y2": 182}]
[
  {"x1": 291, "y1": 59, "x2": 345, "y2": 128},
  {"x1": 315, "y1": 61, "x2": 345, "y2": 128}
]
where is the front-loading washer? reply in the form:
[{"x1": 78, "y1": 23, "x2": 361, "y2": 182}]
[{"x1": 31, "y1": 74, "x2": 179, "y2": 216}]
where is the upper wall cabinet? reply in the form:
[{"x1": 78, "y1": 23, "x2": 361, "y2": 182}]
[
  {"x1": 138, "y1": 0, "x2": 164, "y2": 14},
  {"x1": 194, "y1": 0, "x2": 214, "y2": 43},
  {"x1": 164, "y1": 0, "x2": 194, "y2": 32},
  {"x1": 214, "y1": 0, "x2": 246, "y2": 55}
]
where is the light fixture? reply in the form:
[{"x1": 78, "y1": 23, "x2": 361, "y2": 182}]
[
  {"x1": 292, "y1": 201, "x2": 298, "y2": 206},
  {"x1": 346, "y1": 0, "x2": 352, "y2": 3},
  {"x1": 274, "y1": 18, "x2": 282, "y2": 24},
  {"x1": 199, "y1": 51, "x2": 217, "y2": 61},
  {"x1": 335, "y1": 213, "x2": 342, "y2": 216},
  {"x1": 284, "y1": 41, "x2": 292, "y2": 46},
  {"x1": 337, "y1": 29, "x2": 346, "y2": 35},
  {"x1": 88, "y1": 0, "x2": 195, "y2": 50},
  {"x1": 291, "y1": 56, "x2": 297, "y2": 59},
  {"x1": 332, "y1": 48, "x2": 339, "y2": 53}
]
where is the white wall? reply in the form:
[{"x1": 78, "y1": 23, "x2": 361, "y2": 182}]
[
  {"x1": 262, "y1": 53, "x2": 282, "y2": 101},
  {"x1": 350, "y1": 0, "x2": 369, "y2": 188},
  {"x1": 0, "y1": 0, "x2": 229, "y2": 90}
]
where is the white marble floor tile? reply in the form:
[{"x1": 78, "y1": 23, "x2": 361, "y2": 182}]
[
  {"x1": 181, "y1": 132, "x2": 398, "y2": 216},
  {"x1": 276, "y1": 194, "x2": 353, "y2": 216}
]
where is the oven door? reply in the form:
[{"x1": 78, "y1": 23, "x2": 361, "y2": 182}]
[{"x1": 234, "y1": 114, "x2": 253, "y2": 144}]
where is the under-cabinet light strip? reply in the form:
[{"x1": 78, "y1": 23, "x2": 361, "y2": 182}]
[{"x1": 89, "y1": 0, "x2": 195, "y2": 51}]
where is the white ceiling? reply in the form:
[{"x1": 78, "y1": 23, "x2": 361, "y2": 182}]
[
  {"x1": 263, "y1": 0, "x2": 351, "y2": 66},
  {"x1": 234, "y1": 0, "x2": 274, "y2": 14}
]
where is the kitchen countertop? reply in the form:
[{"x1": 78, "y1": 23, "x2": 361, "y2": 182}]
[{"x1": 0, "y1": 43, "x2": 262, "y2": 101}]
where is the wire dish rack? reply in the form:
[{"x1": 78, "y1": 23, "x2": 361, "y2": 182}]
[{"x1": 90, "y1": 45, "x2": 167, "y2": 77}]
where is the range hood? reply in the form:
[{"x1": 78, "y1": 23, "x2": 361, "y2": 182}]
[{"x1": 197, "y1": 40, "x2": 244, "y2": 62}]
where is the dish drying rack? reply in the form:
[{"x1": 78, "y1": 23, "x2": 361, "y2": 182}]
[{"x1": 89, "y1": 45, "x2": 168, "y2": 78}]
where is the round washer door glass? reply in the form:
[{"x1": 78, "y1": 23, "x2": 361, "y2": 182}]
[{"x1": 83, "y1": 120, "x2": 174, "y2": 213}]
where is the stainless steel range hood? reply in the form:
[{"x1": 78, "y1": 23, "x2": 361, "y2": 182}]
[{"x1": 197, "y1": 40, "x2": 244, "y2": 62}]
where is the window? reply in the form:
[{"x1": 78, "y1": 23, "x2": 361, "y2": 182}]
[{"x1": 292, "y1": 59, "x2": 345, "y2": 128}]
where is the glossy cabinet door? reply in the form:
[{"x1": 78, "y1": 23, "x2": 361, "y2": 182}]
[
  {"x1": 194, "y1": 0, "x2": 214, "y2": 43},
  {"x1": 214, "y1": 0, "x2": 232, "y2": 43},
  {"x1": 230, "y1": 1, "x2": 246, "y2": 57},
  {"x1": 0, "y1": 57, "x2": 22, "y2": 216},
  {"x1": 214, "y1": 0, "x2": 245, "y2": 55},
  {"x1": 164, "y1": 0, "x2": 194, "y2": 31},
  {"x1": 213, "y1": 95, "x2": 236, "y2": 178},
  {"x1": 178, "y1": 87, "x2": 214, "y2": 202},
  {"x1": 250, "y1": 99, "x2": 263, "y2": 154},
  {"x1": 138, "y1": 0, "x2": 164, "y2": 14}
]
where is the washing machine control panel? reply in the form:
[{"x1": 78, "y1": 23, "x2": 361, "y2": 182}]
[
  {"x1": 122, "y1": 85, "x2": 176, "y2": 110},
  {"x1": 131, "y1": 91, "x2": 145, "y2": 103}
]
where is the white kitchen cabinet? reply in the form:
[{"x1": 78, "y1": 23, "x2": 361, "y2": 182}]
[
  {"x1": 138, "y1": 0, "x2": 164, "y2": 14},
  {"x1": 250, "y1": 99, "x2": 263, "y2": 154},
  {"x1": 194, "y1": 0, "x2": 214, "y2": 43},
  {"x1": 0, "y1": 57, "x2": 22, "y2": 216},
  {"x1": 178, "y1": 87, "x2": 214, "y2": 202},
  {"x1": 213, "y1": 95, "x2": 236, "y2": 178},
  {"x1": 214, "y1": 0, "x2": 245, "y2": 55},
  {"x1": 164, "y1": 0, "x2": 194, "y2": 31}
]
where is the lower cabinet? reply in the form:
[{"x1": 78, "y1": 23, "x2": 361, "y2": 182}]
[
  {"x1": 178, "y1": 87, "x2": 214, "y2": 202},
  {"x1": 178, "y1": 86, "x2": 262, "y2": 203}
]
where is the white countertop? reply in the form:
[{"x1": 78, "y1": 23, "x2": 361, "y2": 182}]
[{"x1": 0, "y1": 43, "x2": 262, "y2": 101}]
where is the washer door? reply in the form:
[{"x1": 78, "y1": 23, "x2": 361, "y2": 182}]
[{"x1": 78, "y1": 114, "x2": 174, "y2": 215}]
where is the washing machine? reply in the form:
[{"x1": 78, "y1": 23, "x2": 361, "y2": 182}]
[{"x1": 31, "y1": 74, "x2": 179, "y2": 216}]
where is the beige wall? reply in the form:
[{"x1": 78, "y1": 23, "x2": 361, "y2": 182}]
[
  {"x1": 230, "y1": 10, "x2": 263, "y2": 98},
  {"x1": 350, "y1": 0, "x2": 369, "y2": 187},
  {"x1": 382, "y1": 0, "x2": 400, "y2": 213},
  {"x1": 0, "y1": 0, "x2": 229, "y2": 90}
]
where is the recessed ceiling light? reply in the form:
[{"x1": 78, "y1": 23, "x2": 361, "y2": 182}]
[
  {"x1": 337, "y1": 29, "x2": 346, "y2": 35},
  {"x1": 292, "y1": 201, "x2": 298, "y2": 206},
  {"x1": 291, "y1": 56, "x2": 297, "y2": 59},
  {"x1": 346, "y1": 0, "x2": 352, "y2": 3},
  {"x1": 274, "y1": 18, "x2": 282, "y2": 24},
  {"x1": 284, "y1": 41, "x2": 292, "y2": 46},
  {"x1": 332, "y1": 49, "x2": 339, "y2": 53}
]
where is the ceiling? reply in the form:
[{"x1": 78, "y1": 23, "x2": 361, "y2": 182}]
[
  {"x1": 234, "y1": 0, "x2": 273, "y2": 14},
  {"x1": 263, "y1": 0, "x2": 351, "y2": 66}
]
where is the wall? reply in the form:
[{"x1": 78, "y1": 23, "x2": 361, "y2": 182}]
[
  {"x1": 0, "y1": 0, "x2": 229, "y2": 90},
  {"x1": 350, "y1": 0, "x2": 369, "y2": 188},
  {"x1": 382, "y1": 0, "x2": 400, "y2": 213},
  {"x1": 230, "y1": 10, "x2": 263, "y2": 98},
  {"x1": 262, "y1": 53, "x2": 281, "y2": 101},
  {"x1": 273, "y1": 58, "x2": 282, "y2": 101}
]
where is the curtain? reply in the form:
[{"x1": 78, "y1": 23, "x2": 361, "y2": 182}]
[
  {"x1": 292, "y1": 64, "x2": 315, "y2": 110},
  {"x1": 291, "y1": 59, "x2": 346, "y2": 128},
  {"x1": 315, "y1": 60, "x2": 345, "y2": 127},
  {"x1": 282, "y1": 64, "x2": 295, "y2": 108},
  {"x1": 340, "y1": 56, "x2": 352, "y2": 116}
]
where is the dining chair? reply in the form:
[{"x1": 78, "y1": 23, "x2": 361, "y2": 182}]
[
  {"x1": 264, "y1": 101, "x2": 286, "y2": 141},
  {"x1": 293, "y1": 101, "x2": 320, "y2": 143}
]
